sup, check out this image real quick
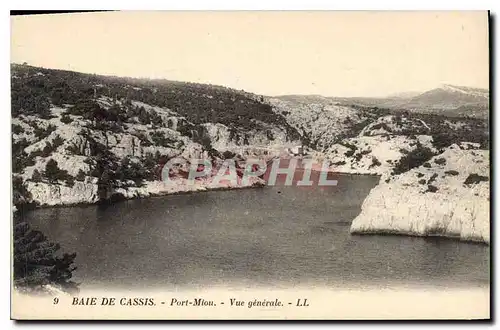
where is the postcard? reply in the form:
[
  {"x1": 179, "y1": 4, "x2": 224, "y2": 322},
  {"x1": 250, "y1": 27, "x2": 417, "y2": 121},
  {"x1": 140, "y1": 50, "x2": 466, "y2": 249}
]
[{"x1": 10, "y1": 10, "x2": 490, "y2": 320}]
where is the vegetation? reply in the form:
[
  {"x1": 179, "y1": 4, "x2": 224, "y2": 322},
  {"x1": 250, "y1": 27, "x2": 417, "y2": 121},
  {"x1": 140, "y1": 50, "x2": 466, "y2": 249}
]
[
  {"x1": 464, "y1": 173, "x2": 489, "y2": 185},
  {"x1": 369, "y1": 156, "x2": 382, "y2": 168},
  {"x1": 33, "y1": 123, "x2": 56, "y2": 140},
  {"x1": 434, "y1": 157, "x2": 447, "y2": 165},
  {"x1": 12, "y1": 123, "x2": 24, "y2": 135},
  {"x1": 13, "y1": 217, "x2": 79, "y2": 293},
  {"x1": 11, "y1": 64, "x2": 301, "y2": 141},
  {"x1": 426, "y1": 185, "x2": 438, "y2": 193},
  {"x1": 44, "y1": 159, "x2": 74, "y2": 186},
  {"x1": 76, "y1": 169, "x2": 86, "y2": 181},
  {"x1": 12, "y1": 175, "x2": 32, "y2": 206},
  {"x1": 444, "y1": 170, "x2": 459, "y2": 176},
  {"x1": 60, "y1": 114, "x2": 73, "y2": 124},
  {"x1": 392, "y1": 143, "x2": 436, "y2": 175}
]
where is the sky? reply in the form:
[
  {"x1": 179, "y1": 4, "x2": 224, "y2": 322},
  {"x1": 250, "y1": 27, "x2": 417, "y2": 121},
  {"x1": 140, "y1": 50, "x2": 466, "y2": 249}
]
[{"x1": 10, "y1": 11, "x2": 489, "y2": 97}]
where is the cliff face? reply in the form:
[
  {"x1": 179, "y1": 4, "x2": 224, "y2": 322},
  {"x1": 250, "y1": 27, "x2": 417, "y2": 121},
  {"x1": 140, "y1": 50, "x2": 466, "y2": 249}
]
[
  {"x1": 350, "y1": 144, "x2": 490, "y2": 243},
  {"x1": 26, "y1": 180, "x2": 100, "y2": 206}
]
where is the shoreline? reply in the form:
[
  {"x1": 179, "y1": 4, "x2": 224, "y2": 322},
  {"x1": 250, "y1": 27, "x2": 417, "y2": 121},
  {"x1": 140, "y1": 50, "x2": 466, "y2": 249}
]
[
  {"x1": 350, "y1": 230, "x2": 490, "y2": 246},
  {"x1": 14, "y1": 180, "x2": 267, "y2": 212},
  {"x1": 15, "y1": 172, "x2": 381, "y2": 211}
]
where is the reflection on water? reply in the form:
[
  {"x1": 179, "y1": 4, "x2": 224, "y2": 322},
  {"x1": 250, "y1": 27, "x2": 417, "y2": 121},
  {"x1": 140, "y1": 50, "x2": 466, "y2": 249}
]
[{"x1": 19, "y1": 175, "x2": 490, "y2": 290}]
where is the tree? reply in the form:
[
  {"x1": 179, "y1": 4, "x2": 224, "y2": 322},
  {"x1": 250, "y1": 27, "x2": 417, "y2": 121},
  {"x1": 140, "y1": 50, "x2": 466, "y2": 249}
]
[
  {"x1": 60, "y1": 114, "x2": 73, "y2": 124},
  {"x1": 44, "y1": 159, "x2": 61, "y2": 183},
  {"x1": 13, "y1": 220, "x2": 79, "y2": 293},
  {"x1": 32, "y1": 169, "x2": 42, "y2": 182},
  {"x1": 76, "y1": 169, "x2": 86, "y2": 181},
  {"x1": 13, "y1": 176, "x2": 31, "y2": 206}
]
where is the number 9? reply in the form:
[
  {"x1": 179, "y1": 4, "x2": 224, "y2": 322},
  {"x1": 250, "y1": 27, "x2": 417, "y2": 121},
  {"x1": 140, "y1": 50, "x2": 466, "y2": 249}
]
[{"x1": 53, "y1": 297, "x2": 59, "y2": 305}]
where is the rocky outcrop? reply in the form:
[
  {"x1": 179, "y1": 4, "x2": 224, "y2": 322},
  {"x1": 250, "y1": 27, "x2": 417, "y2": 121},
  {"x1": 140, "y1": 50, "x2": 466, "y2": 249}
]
[
  {"x1": 350, "y1": 144, "x2": 490, "y2": 243},
  {"x1": 26, "y1": 180, "x2": 100, "y2": 206},
  {"x1": 316, "y1": 135, "x2": 436, "y2": 177}
]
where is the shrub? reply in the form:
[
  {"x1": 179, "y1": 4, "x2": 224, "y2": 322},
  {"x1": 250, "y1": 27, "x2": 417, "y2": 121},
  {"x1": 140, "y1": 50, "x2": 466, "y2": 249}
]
[
  {"x1": 428, "y1": 173, "x2": 438, "y2": 184},
  {"x1": 370, "y1": 156, "x2": 381, "y2": 168},
  {"x1": 464, "y1": 173, "x2": 489, "y2": 185},
  {"x1": 32, "y1": 169, "x2": 42, "y2": 182},
  {"x1": 76, "y1": 169, "x2": 86, "y2": 181},
  {"x1": 44, "y1": 159, "x2": 72, "y2": 184},
  {"x1": 423, "y1": 162, "x2": 431, "y2": 168},
  {"x1": 12, "y1": 123, "x2": 24, "y2": 135},
  {"x1": 444, "y1": 170, "x2": 459, "y2": 176},
  {"x1": 12, "y1": 139, "x2": 36, "y2": 173},
  {"x1": 134, "y1": 132, "x2": 152, "y2": 147},
  {"x1": 416, "y1": 172, "x2": 424, "y2": 178},
  {"x1": 33, "y1": 123, "x2": 56, "y2": 140},
  {"x1": 150, "y1": 131, "x2": 177, "y2": 148},
  {"x1": 66, "y1": 176, "x2": 75, "y2": 187},
  {"x1": 12, "y1": 176, "x2": 32, "y2": 206},
  {"x1": 222, "y1": 150, "x2": 236, "y2": 159},
  {"x1": 426, "y1": 185, "x2": 438, "y2": 193},
  {"x1": 66, "y1": 143, "x2": 83, "y2": 155},
  {"x1": 60, "y1": 114, "x2": 73, "y2": 124},
  {"x1": 392, "y1": 142, "x2": 435, "y2": 175},
  {"x1": 434, "y1": 157, "x2": 447, "y2": 165},
  {"x1": 344, "y1": 149, "x2": 355, "y2": 157},
  {"x1": 418, "y1": 179, "x2": 426, "y2": 185}
]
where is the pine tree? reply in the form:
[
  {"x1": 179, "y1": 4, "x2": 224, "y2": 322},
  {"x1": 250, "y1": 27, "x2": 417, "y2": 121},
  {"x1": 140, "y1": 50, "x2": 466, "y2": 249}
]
[
  {"x1": 76, "y1": 169, "x2": 86, "y2": 181},
  {"x1": 13, "y1": 220, "x2": 79, "y2": 293},
  {"x1": 44, "y1": 159, "x2": 60, "y2": 183}
]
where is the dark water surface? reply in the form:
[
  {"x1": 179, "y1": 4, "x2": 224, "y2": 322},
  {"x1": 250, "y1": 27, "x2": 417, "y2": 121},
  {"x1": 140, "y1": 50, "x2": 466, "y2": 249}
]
[{"x1": 20, "y1": 175, "x2": 490, "y2": 290}]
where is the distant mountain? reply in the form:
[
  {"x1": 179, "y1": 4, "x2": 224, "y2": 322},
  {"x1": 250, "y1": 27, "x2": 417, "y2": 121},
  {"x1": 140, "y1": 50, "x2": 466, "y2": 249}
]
[
  {"x1": 404, "y1": 84, "x2": 488, "y2": 110},
  {"x1": 277, "y1": 84, "x2": 489, "y2": 119}
]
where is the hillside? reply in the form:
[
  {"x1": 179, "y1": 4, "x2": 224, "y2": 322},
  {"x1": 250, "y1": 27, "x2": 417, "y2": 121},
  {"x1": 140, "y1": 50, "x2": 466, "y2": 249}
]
[
  {"x1": 11, "y1": 64, "x2": 489, "y2": 221},
  {"x1": 11, "y1": 64, "x2": 300, "y2": 206}
]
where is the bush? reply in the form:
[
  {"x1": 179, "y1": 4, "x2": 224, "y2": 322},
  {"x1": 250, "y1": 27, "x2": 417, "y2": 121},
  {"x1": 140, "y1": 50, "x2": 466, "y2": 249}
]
[
  {"x1": 44, "y1": 159, "x2": 72, "y2": 184},
  {"x1": 12, "y1": 123, "x2": 24, "y2": 135},
  {"x1": 423, "y1": 162, "x2": 432, "y2": 168},
  {"x1": 418, "y1": 179, "x2": 426, "y2": 185},
  {"x1": 426, "y1": 185, "x2": 438, "y2": 193},
  {"x1": 344, "y1": 149, "x2": 355, "y2": 157},
  {"x1": 76, "y1": 169, "x2": 86, "y2": 181},
  {"x1": 12, "y1": 139, "x2": 37, "y2": 173},
  {"x1": 12, "y1": 176, "x2": 32, "y2": 206},
  {"x1": 222, "y1": 150, "x2": 236, "y2": 159},
  {"x1": 33, "y1": 123, "x2": 56, "y2": 140},
  {"x1": 464, "y1": 173, "x2": 489, "y2": 185},
  {"x1": 369, "y1": 156, "x2": 381, "y2": 168},
  {"x1": 32, "y1": 169, "x2": 42, "y2": 182},
  {"x1": 66, "y1": 143, "x2": 83, "y2": 155},
  {"x1": 434, "y1": 157, "x2": 447, "y2": 165},
  {"x1": 66, "y1": 176, "x2": 75, "y2": 187},
  {"x1": 60, "y1": 114, "x2": 73, "y2": 124},
  {"x1": 134, "y1": 132, "x2": 152, "y2": 147},
  {"x1": 150, "y1": 131, "x2": 177, "y2": 148},
  {"x1": 392, "y1": 143, "x2": 436, "y2": 175},
  {"x1": 444, "y1": 170, "x2": 459, "y2": 176}
]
